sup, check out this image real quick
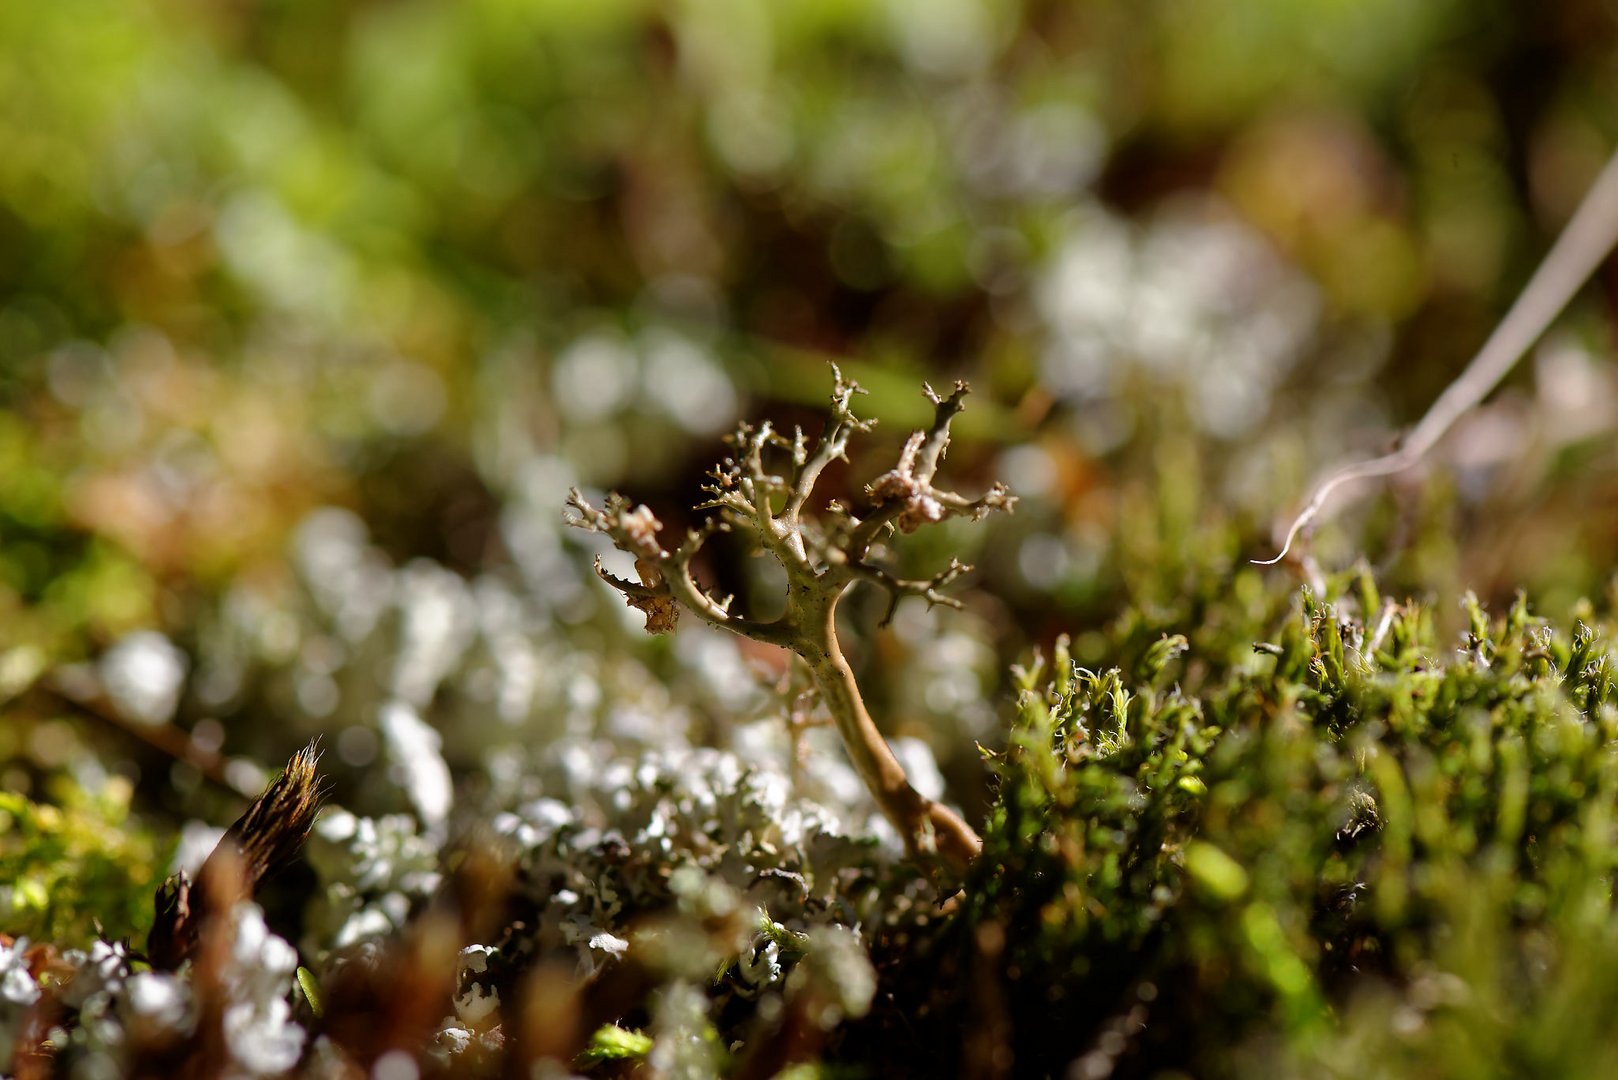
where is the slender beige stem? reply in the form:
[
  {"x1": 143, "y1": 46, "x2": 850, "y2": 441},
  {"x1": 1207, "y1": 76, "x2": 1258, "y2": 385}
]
[
  {"x1": 801, "y1": 595, "x2": 982, "y2": 874},
  {"x1": 1257, "y1": 143, "x2": 1618, "y2": 566}
]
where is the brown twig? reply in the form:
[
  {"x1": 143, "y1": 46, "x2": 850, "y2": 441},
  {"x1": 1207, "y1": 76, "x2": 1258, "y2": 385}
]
[
  {"x1": 148, "y1": 741, "x2": 327, "y2": 970},
  {"x1": 30, "y1": 677, "x2": 254, "y2": 798}
]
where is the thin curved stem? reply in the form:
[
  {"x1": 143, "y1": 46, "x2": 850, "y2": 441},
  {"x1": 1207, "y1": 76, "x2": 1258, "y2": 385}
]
[
  {"x1": 1257, "y1": 143, "x2": 1618, "y2": 566},
  {"x1": 800, "y1": 593, "x2": 981, "y2": 874}
]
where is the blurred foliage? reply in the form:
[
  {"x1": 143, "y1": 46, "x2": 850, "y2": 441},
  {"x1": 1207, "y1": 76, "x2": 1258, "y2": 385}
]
[
  {"x1": 0, "y1": 779, "x2": 162, "y2": 949},
  {"x1": 0, "y1": 0, "x2": 1613, "y2": 677},
  {"x1": 576, "y1": 1023, "x2": 654, "y2": 1067},
  {"x1": 897, "y1": 579, "x2": 1618, "y2": 1077}
]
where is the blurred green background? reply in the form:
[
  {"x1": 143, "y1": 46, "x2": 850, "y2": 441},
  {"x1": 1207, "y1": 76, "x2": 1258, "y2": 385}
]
[{"x1": 2, "y1": 0, "x2": 1617, "y2": 881}]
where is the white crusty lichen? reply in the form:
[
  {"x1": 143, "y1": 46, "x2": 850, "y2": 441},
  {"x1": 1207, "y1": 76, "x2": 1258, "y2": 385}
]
[
  {"x1": 302, "y1": 809, "x2": 442, "y2": 955},
  {"x1": 377, "y1": 702, "x2": 454, "y2": 834},
  {"x1": 218, "y1": 903, "x2": 306, "y2": 1077},
  {"x1": 648, "y1": 980, "x2": 721, "y2": 1080},
  {"x1": 53, "y1": 904, "x2": 303, "y2": 1079},
  {"x1": 487, "y1": 740, "x2": 892, "y2": 979},
  {"x1": 566, "y1": 366, "x2": 1013, "y2": 875},
  {"x1": 1, "y1": 936, "x2": 41, "y2": 1071},
  {"x1": 452, "y1": 945, "x2": 500, "y2": 1026}
]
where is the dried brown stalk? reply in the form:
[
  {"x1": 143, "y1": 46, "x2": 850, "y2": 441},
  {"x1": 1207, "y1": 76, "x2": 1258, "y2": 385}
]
[{"x1": 148, "y1": 740, "x2": 327, "y2": 970}]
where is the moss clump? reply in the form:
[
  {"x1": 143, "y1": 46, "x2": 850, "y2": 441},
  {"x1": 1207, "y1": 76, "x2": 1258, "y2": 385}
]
[
  {"x1": 0, "y1": 778, "x2": 163, "y2": 949},
  {"x1": 888, "y1": 576, "x2": 1618, "y2": 1078}
]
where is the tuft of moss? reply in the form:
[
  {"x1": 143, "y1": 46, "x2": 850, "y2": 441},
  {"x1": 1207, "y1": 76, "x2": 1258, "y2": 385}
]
[
  {"x1": 576, "y1": 1023, "x2": 654, "y2": 1066},
  {"x1": 913, "y1": 575, "x2": 1618, "y2": 1078},
  {"x1": 0, "y1": 777, "x2": 163, "y2": 949}
]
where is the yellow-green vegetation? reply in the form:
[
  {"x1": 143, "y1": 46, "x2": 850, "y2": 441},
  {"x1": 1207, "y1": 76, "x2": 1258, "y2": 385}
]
[
  {"x1": 0, "y1": 779, "x2": 163, "y2": 949},
  {"x1": 926, "y1": 578, "x2": 1618, "y2": 1078},
  {"x1": 576, "y1": 1024, "x2": 654, "y2": 1066}
]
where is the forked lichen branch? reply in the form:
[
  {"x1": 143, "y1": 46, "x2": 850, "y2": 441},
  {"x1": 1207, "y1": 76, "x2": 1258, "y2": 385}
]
[{"x1": 565, "y1": 366, "x2": 1014, "y2": 875}]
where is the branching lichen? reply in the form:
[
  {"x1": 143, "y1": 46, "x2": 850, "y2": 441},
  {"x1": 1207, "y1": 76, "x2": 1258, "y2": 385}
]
[{"x1": 566, "y1": 366, "x2": 1014, "y2": 874}]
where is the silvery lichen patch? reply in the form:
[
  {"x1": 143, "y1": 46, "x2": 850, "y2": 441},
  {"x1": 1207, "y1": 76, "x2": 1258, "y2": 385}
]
[
  {"x1": 0, "y1": 937, "x2": 41, "y2": 1066},
  {"x1": 64, "y1": 491, "x2": 942, "y2": 1074},
  {"x1": 40, "y1": 904, "x2": 303, "y2": 1079}
]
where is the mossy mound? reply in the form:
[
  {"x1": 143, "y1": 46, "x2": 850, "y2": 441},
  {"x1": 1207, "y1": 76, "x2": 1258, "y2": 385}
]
[
  {"x1": 873, "y1": 575, "x2": 1618, "y2": 1079},
  {"x1": 0, "y1": 779, "x2": 162, "y2": 950}
]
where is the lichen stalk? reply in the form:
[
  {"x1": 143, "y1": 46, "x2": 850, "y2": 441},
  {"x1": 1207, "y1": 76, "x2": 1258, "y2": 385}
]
[
  {"x1": 565, "y1": 366, "x2": 1013, "y2": 878},
  {"x1": 799, "y1": 592, "x2": 983, "y2": 872}
]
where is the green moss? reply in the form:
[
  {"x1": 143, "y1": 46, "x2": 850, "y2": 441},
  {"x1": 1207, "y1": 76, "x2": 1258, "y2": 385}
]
[
  {"x1": 0, "y1": 776, "x2": 163, "y2": 948},
  {"x1": 576, "y1": 1024, "x2": 654, "y2": 1066},
  {"x1": 948, "y1": 575, "x2": 1618, "y2": 1077}
]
